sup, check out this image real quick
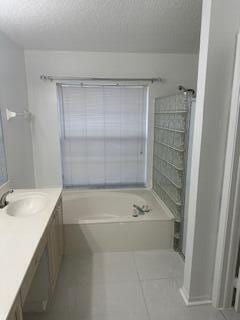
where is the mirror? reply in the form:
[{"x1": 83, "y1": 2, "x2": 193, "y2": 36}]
[{"x1": 0, "y1": 110, "x2": 8, "y2": 185}]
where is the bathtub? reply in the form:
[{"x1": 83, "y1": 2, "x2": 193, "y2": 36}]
[{"x1": 62, "y1": 189, "x2": 174, "y2": 254}]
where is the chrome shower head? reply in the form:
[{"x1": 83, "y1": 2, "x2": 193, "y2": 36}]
[{"x1": 178, "y1": 85, "x2": 195, "y2": 96}]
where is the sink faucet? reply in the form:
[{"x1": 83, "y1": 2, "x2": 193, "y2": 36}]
[
  {"x1": 0, "y1": 189, "x2": 14, "y2": 209},
  {"x1": 133, "y1": 204, "x2": 150, "y2": 215}
]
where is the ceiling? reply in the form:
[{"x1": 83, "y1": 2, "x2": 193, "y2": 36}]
[{"x1": 0, "y1": 0, "x2": 202, "y2": 53}]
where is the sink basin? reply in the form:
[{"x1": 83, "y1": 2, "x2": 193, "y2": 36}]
[{"x1": 6, "y1": 194, "x2": 48, "y2": 217}]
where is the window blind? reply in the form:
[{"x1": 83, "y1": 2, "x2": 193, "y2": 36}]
[{"x1": 58, "y1": 84, "x2": 148, "y2": 188}]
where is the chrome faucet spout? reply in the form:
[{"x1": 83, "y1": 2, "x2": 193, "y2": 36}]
[
  {"x1": 0, "y1": 189, "x2": 14, "y2": 209},
  {"x1": 133, "y1": 204, "x2": 147, "y2": 215}
]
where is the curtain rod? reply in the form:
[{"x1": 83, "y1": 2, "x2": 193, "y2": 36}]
[{"x1": 40, "y1": 74, "x2": 162, "y2": 83}]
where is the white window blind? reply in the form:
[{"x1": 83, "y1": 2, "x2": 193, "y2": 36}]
[{"x1": 58, "y1": 84, "x2": 148, "y2": 188}]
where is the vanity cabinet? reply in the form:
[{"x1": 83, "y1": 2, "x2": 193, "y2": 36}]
[
  {"x1": 2, "y1": 190, "x2": 63, "y2": 320},
  {"x1": 47, "y1": 198, "x2": 64, "y2": 293},
  {"x1": 18, "y1": 195, "x2": 63, "y2": 316},
  {"x1": 7, "y1": 295, "x2": 23, "y2": 320}
]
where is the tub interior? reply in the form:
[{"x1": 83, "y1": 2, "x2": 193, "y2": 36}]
[{"x1": 62, "y1": 188, "x2": 174, "y2": 224}]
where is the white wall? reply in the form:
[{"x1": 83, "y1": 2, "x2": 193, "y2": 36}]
[
  {"x1": 0, "y1": 31, "x2": 34, "y2": 188},
  {"x1": 24, "y1": 51, "x2": 199, "y2": 187},
  {"x1": 183, "y1": 0, "x2": 240, "y2": 304}
]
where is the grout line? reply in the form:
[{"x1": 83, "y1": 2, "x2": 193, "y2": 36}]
[
  {"x1": 220, "y1": 310, "x2": 230, "y2": 320},
  {"x1": 132, "y1": 251, "x2": 186, "y2": 312},
  {"x1": 132, "y1": 251, "x2": 152, "y2": 320},
  {"x1": 131, "y1": 251, "x2": 142, "y2": 282}
]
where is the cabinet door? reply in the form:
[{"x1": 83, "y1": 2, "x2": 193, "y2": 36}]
[
  {"x1": 48, "y1": 212, "x2": 59, "y2": 292},
  {"x1": 48, "y1": 196, "x2": 64, "y2": 293},
  {"x1": 7, "y1": 295, "x2": 23, "y2": 320},
  {"x1": 56, "y1": 198, "x2": 64, "y2": 258},
  {"x1": 14, "y1": 303, "x2": 23, "y2": 320}
]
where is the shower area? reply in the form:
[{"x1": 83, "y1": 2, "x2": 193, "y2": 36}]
[
  {"x1": 39, "y1": 74, "x2": 195, "y2": 254},
  {"x1": 152, "y1": 90, "x2": 194, "y2": 253}
]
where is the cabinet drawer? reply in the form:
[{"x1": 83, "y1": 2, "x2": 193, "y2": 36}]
[{"x1": 20, "y1": 233, "x2": 47, "y2": 304}]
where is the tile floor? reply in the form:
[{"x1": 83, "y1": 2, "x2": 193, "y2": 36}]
[{"x1": 24, "y1": 250, "x2": 239, "y2": 320}]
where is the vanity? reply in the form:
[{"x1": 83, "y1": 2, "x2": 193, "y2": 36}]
[{"x1": 0, "y1": 188, "x2": 63, "y2": 320}]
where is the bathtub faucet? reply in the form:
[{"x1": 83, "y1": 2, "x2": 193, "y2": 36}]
[{"x1": 133, "y1": 204, "x2": 150, "y2": 215}]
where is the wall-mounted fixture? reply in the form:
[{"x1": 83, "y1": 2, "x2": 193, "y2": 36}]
[
  {"x1": 178, "y1": 85, "x2": 195, "y2": 96},
  {"x1": 6, "y1": 108, "x2": 31, "y2": 121}
]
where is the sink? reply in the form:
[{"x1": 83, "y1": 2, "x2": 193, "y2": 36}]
[{"x1": 6, "y1": 194, "x2": 48, "y2": 217}]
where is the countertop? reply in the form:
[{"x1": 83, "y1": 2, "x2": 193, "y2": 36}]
[{"x1": 0, "y1": 188, "x2": 62, "y2": 320}]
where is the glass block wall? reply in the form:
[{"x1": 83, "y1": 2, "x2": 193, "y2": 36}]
[
  {"x1": 152, "y1": 93, "x2": 192, "y2": 252},
  {"x1": 0, "y1": 110, "x2": 8, "y2": 185}
]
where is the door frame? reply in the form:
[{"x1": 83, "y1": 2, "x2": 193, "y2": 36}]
[{"x1": 212, "y1": 31, "x2": 240, "y2": 308}]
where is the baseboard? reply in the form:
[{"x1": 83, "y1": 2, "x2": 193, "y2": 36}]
[{"x1": 179, "y1": 287, "x2": 212, "y2": 306}]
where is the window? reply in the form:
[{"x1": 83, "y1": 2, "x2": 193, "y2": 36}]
[{"x1": 58, "y1": 83, "x2": 148, "y2": 188}]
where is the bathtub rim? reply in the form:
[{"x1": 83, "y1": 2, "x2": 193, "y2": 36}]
[{"x1": 62, "y1": 187, "x2": 175, "y2": 224}]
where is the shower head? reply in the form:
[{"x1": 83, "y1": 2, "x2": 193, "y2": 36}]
[
  {"x1": 178, "y1": 85, "x2": 195, "y2": 96},
  {"x1": 178, "y1": 85, "x2": 187, "y2": 91}
]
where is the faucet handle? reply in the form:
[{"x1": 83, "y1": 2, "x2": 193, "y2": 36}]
[{"x1": 142, "y1": 205, "x2": 150, "y2": 212}]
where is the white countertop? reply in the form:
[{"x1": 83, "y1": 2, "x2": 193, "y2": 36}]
[{"x1": 0, "y1": 188, "x2": 62, "y2": 320}]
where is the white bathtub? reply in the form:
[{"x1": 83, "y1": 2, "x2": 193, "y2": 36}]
[{"x1": 62, "y1": 189, "x2": 174, "y2": 253}]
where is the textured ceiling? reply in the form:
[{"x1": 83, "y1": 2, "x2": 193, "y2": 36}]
[{"x1": 0, "y1": 0, "x2": 202, "y2": 53}]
